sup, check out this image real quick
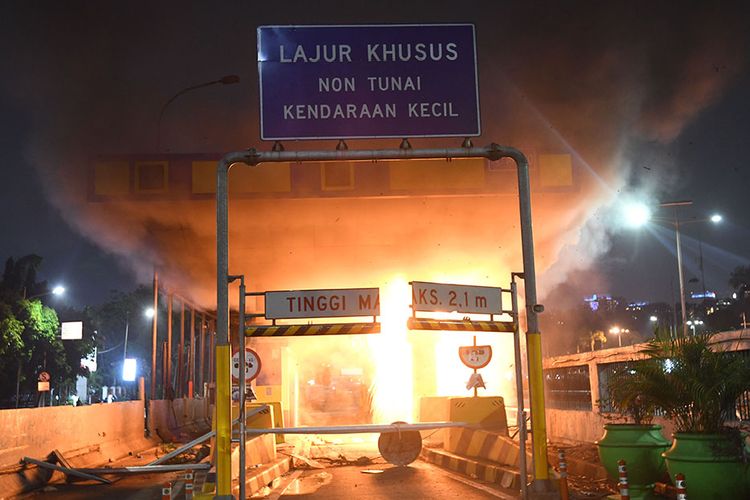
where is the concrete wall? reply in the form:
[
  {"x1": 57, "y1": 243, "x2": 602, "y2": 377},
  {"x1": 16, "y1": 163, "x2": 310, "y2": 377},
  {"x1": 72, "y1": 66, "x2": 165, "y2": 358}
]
[
  {"x1": 0, "y1": 397, "x2": 212, "y2": 468},
  {"x1": 0, "y1": 400, "x2": 153, "y2": 468},
  {"x1": 0, "y1": 400, "x2": 156, "y2": 498},
  {"x1": 546, "y1": 408, "x2": 675, "y2": 444}
]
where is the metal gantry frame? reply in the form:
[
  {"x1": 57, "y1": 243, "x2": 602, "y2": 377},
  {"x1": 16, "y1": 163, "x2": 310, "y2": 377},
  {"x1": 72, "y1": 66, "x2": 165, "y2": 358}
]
[
  {"x1": 215, "y1": 143, "x2": 552, "y2": 497},
  {"x1": 148, "y1": 274, "x2": 219, "y2": 401},
  {"x1": 511, "y1": 273, "x2": 530, "y2": 500}
]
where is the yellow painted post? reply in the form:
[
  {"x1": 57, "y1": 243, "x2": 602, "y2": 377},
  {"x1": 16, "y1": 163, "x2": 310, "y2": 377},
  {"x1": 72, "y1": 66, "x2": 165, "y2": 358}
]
[
  {"x1": 526, "y1": 331, "x2": 549, "y2": 480},
  {"x1": 215, "y1": 343, "x2": 232, "y2": 495}
]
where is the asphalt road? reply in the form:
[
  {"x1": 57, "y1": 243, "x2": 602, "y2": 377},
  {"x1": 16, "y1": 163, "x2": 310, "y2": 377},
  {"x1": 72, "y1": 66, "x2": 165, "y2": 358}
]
[
  {"x1": 16, "y1": 470, "x2": 186, "y2": 500},
  {"x1": 17, "y1": 461, "x2": 514, "y2": 499},
  {"x1": 259, "y1": 461, "x2": 516, "y2": 499},
  {"x1": 16, "y1": 436, "x2": 516, "y2": 499}
]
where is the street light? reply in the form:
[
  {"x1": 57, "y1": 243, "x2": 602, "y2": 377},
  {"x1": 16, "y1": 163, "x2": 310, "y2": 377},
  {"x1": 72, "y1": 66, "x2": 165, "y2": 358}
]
[
  {"x1": 686, "y1": 319, "x2": 704, "y2": 335},
  {"x1": 122, "y1": 307, "x2": 153, "y2": 383},
  {"x1": 157, "y1": 75, "x2": 241, "y2": 151},
  {"x1": 609, "y1": 326, "x2": 629, "y2": 347},
  {"x1": 624, "y1": 200, "x2": 722, "y2": 337}
]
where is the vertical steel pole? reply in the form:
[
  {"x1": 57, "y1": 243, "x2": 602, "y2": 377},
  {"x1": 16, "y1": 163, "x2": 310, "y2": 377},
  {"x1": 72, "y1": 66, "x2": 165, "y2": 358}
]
[
  {"x1": 511, "y1": 279, "x2": 529, "y2": 500},
  {"x1": 178, "y1": 301, "x2": 185, "y2": 398},
  {"x1": 505, "y1": 147, "x2": 551, "y2": 488},
  {"x1": 212, "y1": 321, "x2": 218, "y2": 384},
  {"x1": 150, "y1": 271, "x2": 159, "y2": 400},
  {"x1": 161, "y1": 341, "x2": 168, "y2": 396},
  {"x1": 238, "y1": 277, "x2": 247, "y2": 500},
  {"x1": 166, "y1": 294, "x2": 173, "y2": 397},
  {"x1": 216, "y1": 151, "x2": 256, "y2": 497},
  {"x1": 189, "y1": 307, "x2": 196, "y2": 397},
  {"x1": 215, "y1": 155, "x2": 234, "y2": 497},
  {"x1": 199, "y1": 314, "x2": 206, "y2": 391},
  {"x1": 675, "y1": 219, "x2": 688, "y2": 337},
  {"x1": 209, "y1": 323, "x2": 216, "y2": 386},
  {"x1": 123, "y1": 314, "x2": 129, "y2": 362}
]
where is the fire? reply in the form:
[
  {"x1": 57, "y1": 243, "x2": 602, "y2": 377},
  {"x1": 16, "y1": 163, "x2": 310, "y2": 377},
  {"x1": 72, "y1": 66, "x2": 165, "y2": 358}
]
[
  {"x1": 365, "y1": 275, "x2": 518, "y2": 424},
  {"x1": 368, "y1": 277, "x2": 413, "y2": 423},
  {"x1": 280, "y1": 273, "x2": 519, "y2": 427}
]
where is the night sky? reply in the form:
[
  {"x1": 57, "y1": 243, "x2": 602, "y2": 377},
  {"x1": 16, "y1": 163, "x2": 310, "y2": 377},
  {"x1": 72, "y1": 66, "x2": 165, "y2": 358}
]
[{"x1": 1, "y1": 1, "x2": 748, "y2": 310}]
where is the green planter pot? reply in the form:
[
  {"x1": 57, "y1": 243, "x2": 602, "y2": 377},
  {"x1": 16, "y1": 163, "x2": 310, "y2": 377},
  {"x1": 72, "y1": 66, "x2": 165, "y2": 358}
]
[
  {"x1": 596, "y1": 424, "x2": 670, "y2": 500},
  {"x1": 663, "y1": 432, "x2": 750, "y2": 500}
]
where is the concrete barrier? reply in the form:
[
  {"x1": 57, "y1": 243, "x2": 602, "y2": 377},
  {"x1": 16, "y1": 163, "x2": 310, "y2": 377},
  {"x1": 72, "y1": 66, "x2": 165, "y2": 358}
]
[
  {"x1": 148, "y1": 398, "x2": 211, "y2": 442},
  {"x1": 419, "y1": 396, "x2": 450, "y2": 446},
  {"x1": 0, "y1": 400, "x2": 156, "y2": 497}
]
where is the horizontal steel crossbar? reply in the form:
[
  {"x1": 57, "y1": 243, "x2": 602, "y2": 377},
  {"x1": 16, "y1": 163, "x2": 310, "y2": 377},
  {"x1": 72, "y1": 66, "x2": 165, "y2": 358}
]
[
  {"x1": 245, "y1": 322, "x2": 380, "y2": 336},
  {"x1": 406, "y1": 318, "x2": 515, "y2": 333},
  {"x1": 244, "y1": 421, "x2": 470, "y2": 435},
  {"x1": 76, "y1": 463, "x2": 211, "y2": 474}
]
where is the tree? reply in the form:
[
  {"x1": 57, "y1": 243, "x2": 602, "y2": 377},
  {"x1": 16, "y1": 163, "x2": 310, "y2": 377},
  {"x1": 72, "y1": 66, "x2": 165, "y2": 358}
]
[
  {"x1": 0, "y1": 302, "x2": 24, "y2": 358},
  {"x1": 0, "y1": 255, "x2": 72, "y2": 407},
  {"x1": 87, "y1": 286, "x2": 153, "y2": 398},
  {"x1": 54, "y1": 305, "x2": 99, "y2": 399},
  {"x1": 729, "y1": 265, "x2": 750, "y2": 292},
  {"x1": 1, "y1": 254, "x2": 46, "y2": 299},
  {"x1": 2, "y1": 299, "x2": 60, "y2": 406},
  {"x1": 590, "y1": 330, "x2": 607, "y2": 350}
]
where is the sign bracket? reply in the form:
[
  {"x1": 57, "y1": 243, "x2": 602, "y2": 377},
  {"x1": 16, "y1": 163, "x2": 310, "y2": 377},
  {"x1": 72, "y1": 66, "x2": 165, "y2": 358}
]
[{"x1": 215, "y1": 142, "x2": 548, "y2": 496}]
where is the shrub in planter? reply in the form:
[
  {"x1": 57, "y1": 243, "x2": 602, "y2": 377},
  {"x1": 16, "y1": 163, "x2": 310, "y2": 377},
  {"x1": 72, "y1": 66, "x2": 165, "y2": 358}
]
[
  {"x1": 630, "y1": 334, "x2": 750, "y2": 500},
  {"x1": 596, "y1": 365, "x2": 670, "y2": 500}
]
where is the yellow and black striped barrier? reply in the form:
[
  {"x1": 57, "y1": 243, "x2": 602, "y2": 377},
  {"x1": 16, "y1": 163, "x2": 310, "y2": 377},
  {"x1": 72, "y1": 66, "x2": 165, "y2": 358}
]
[
  {"x1": 245, "y1": 322, "x2": 380, "y2": 337},
  {"x1": 406, "y1": 318, "x2": 514, "y2": 333}
]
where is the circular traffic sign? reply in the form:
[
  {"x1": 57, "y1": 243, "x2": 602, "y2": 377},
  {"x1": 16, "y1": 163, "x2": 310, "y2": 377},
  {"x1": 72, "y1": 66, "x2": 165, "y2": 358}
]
[
  {"x1": 378, "y1": 421, "x2": 422, "y2": 466},
  {"x1": 231, "y1": 348, "x2": 261, "y2": 382},
  {"x1": 38, "y1": 371, "x2": 50, "y2": 382},
  {"x1": 458, "y1": 345, "x2": 492, "y2": 369}
]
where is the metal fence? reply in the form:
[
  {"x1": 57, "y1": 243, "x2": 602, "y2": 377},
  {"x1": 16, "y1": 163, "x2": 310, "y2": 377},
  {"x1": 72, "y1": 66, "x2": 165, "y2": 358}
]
[
  {"x1": 597, "y1": 361, "x2": 634, "y2": 413},
  {"x1": 544, "y1": 365, "x2": 592, "y2": 411},
  {"x1": 733, "y1": 350, "x2": 750, "y2": 421},
  {"x1": 597, "y1": 353, "x2": 750, "y2": 421}
]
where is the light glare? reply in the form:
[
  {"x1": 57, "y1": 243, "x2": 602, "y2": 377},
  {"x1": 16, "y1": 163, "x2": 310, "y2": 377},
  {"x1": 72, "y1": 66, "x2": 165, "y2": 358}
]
[
  {"x1": 624, "y1": 203, "x2": 651, "y2": 228},
  {"x1": 144, "y1": 308, "x2": 155, "y2": 318},
  {"x1": 52, "y1": 285, "x2": 65, "y2": 295},
  {"x1": 122, "y1": 358, "x2": 137, "y2": 381},
  {"x1": 710, "y1": 214, "x2": 722, "y2": 223}
]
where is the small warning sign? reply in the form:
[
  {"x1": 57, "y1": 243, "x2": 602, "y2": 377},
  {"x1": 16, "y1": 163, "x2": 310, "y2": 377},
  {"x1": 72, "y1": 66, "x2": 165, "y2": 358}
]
[
  {"x1": 458, "y1": 345, "x2": 492, "y2": 369},
  {"x1": 231, "y1": 348, "x2": 261, "y2": 382}
]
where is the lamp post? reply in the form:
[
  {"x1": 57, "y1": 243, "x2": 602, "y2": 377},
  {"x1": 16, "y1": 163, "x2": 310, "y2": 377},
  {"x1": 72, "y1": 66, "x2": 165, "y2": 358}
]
[
  {"x1": 609, "y1": 326, "x2": 629, "y2": 347},
  {"x1": 625, "y1": 200, "x2": 722, "y2": 337},
  {"x1": 157, "y1": 75, "x2": 240, "y2": 151},
  {"x1": 661, "y1": 201, "x2": 693, "y2": 337}
]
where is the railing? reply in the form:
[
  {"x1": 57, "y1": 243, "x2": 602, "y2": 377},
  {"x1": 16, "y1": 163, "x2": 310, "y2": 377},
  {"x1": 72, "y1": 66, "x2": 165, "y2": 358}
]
[
  {"x1": 544, "y1": 365, "x2": 592, "y2": 411},
  {"x1": 548, "y1": 348, "x2": 750, "y2": 420}
]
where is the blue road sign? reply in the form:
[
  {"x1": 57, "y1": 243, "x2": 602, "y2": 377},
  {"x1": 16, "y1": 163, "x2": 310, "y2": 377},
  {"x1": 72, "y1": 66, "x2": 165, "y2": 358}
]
[{"x1": 257, "y1": 24, "x2": 480, "y2": 140}]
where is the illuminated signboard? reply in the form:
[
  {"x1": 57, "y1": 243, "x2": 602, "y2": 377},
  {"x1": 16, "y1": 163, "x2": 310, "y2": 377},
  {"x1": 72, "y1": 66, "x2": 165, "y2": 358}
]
[
  {"x1": 258, "y1": 24, "x2": 480, "y2": 139},
  {"x1": 265, "y1": 288, "x2": 380, "y2": 320}
]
